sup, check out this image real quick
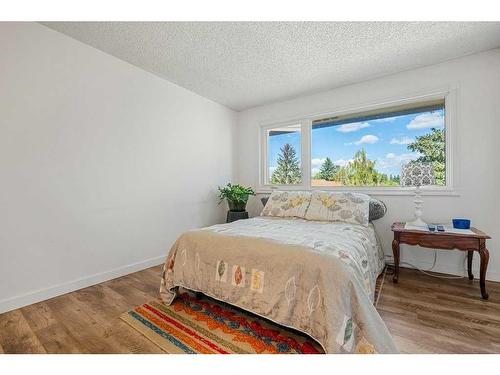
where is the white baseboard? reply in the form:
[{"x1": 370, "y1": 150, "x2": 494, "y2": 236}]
[{"x1": 0, "y1": 255, "x2": 166, "y2": 315}]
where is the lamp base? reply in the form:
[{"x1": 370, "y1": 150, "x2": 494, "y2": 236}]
[
  {"x1": 408, "y1": 185, "x2": 428, "y2": 228},
  {"x1": 407, "y1": 217, "x2": 428, "y2": 228}
]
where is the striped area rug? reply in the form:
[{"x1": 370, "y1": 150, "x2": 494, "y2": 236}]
[{"x1": 121, "y1": 269, "x2": 386, "y2": 354}]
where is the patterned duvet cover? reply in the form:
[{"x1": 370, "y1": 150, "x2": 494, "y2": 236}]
[{"x1": 160, "y1": 216, "x2": 397, "y2": 353}]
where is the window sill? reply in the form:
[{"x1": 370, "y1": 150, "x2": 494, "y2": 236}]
[{"x1": 256, "y1": 186, "x2": 460, "y2": 197}]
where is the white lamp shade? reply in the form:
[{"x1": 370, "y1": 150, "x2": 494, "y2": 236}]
[{"x1": 400, "y1": 162, "x2": 435, "y2": 187}]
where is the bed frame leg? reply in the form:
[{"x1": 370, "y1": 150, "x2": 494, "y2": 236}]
[{"x1": 194, "y1": 291, "x2": 204, "y2": 299}]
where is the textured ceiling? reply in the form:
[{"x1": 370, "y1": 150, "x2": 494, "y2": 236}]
[{"x1": 42, "y1": 22, "x2": 500, "y2": 111}]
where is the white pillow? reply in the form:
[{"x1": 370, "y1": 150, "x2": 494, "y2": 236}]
[
  {"x1": 305, "y1": 191, "x2": 370, "y2": 226},
  {"x1": 261, "y1": 191, "x2": 311, "y2": 218}
]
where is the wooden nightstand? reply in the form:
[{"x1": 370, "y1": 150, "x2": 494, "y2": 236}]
[{"x1": 391, "y1": 222, "x2": 491, "y2": 299}]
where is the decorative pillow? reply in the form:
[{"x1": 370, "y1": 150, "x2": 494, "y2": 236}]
[
  {"x1": 369, "y1": 198, "x2": 387, "y2": 221},
  {"x1": 260, "y1": 191, "x2": 312, "y2": 218},
  {"x1": 305, "y1": 191, "x2": 370, "y2": 226},
  {"x1": 262, "y1": 195, "x2": 386, "y2": 221}
]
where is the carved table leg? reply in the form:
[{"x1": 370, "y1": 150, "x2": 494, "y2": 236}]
[
  {"x1": 392, "y1": 239, "x2": 400, "y2": 283},
  {"x1": 479, "y1": 247, "x2": 489, "y2": 300},
  {"x1": 467, "y1": 251, "x2": 474, "y2": 280}
]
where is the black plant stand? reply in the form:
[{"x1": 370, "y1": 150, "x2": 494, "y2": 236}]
[{"x1": 226, "y1": 210, "x2": 249, "y2": 223}]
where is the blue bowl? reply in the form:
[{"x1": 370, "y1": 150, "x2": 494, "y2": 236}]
[{"x1": 452, "y1": 219, "x2": 471, "y2": 229}]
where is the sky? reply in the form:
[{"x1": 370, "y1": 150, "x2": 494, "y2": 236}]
[{"x1": 268, "y1": 109, "x2": 444, "y2": 178}]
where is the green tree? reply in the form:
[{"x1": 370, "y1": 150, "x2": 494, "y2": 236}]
[
  {"x1": 315, "y1": 157, "x2": 340, "y2": 181},
  {"x1": 271, "y1": 143, "x2": 302, "y2": 184},
  {"x1": 335, "y1": 149, "x2": 400, "y2": 186},
  {"x1": 336, "y1": 165, "x2": 351, "y2": 186},
  {"x1": 346, "y1": 149, "x2": 378, "y2": 185},
  {"x1": 389, "y1": 174, "x2": 400, "y2": 185},
  {"x1": 407, "y1": 128, "x2": 445, "y2": 185}
]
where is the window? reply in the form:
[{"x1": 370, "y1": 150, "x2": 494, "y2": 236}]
[
  {"x1": 265, "y1": 124, "x2": 302, "y2": 185},
  {"x1": 261, "y1": 94, "x2": 451, "y2": 191},
  {"x1": 311, "y1": 100, "x2": 445, "y2": 187}
]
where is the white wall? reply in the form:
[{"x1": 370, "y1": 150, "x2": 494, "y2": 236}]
[
  {"x1": 237, "y1": 49, "x2": 500, "y2": 281},
  {"x1": 0, "y1": 23, "x2": 236, "y2": 313}
]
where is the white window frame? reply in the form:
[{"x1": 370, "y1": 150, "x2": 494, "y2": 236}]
[
  {"x1": 260, "y1": 120, "x2": 309, "y2": 188},
  {"x1": 259, "y1": 86, "x2": 457, "y2": 196}
]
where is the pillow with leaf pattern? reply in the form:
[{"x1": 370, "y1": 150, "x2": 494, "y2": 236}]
[
  {"x1": 305, "y1": 191, "x2": 370, "y2": 226},
  {"x1": 261, "y1": 191, "x2": 312, "y2": 218}
]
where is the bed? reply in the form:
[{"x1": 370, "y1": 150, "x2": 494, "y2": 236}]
[{"x1": 159, "y1": 211, "x2": 397, "y2": 353}]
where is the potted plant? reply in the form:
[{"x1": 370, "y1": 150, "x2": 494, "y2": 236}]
[{"x1": 218, "y1": 183, "x2": 256, "y2": 212}]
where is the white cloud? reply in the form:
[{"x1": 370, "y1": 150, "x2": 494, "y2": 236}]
[
  {"x1": 311, "y1": 158, "x2": 326, "y2": 175},
  {"x1": 390, "y1": 136, "x2": 413, "y2": 145},
  {"x1": 407, "y1": 112, "x2": 444, "y2": 130},
  {"x1": 334, "y1": 158, "x2": 353, "y2": 167},
  {"x1": 311, "y1": 158, "x2": 326, "y2": 168},
  {"x1": 336, "y1": 122, "x2": 370, "y2": 133},
  {"x1": 377, "y1": 152, "x2": 421, "y2": 172},
  {"x1": 352, "y1": 134, "x2": 379, "y2": 145}
]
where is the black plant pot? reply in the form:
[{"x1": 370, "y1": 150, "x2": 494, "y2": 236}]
[
  {"x1": 226, "y1": 210, "x2": 249, "y2": 223},
  {"x1": 227, "y1": 199, "x2": 247, "y2": 212}
]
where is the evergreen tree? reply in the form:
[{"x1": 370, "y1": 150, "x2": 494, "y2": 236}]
[
  {"x1": 316, "y1": 157, "x2": 339, "y2": 181},
  {"x1": 271, "y1": 143, "x2": 302, "y2": 184},
  {"x1": 407, "y1": 128, "x2": 445, "y2": 185}
]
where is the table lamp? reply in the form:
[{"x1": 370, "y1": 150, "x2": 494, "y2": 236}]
[{"x1": 400, "y1": 161, "x2": 435, "y2": 227}]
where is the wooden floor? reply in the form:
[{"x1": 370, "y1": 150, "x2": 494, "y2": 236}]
[
  {"x1": 0, "y1": 266, "x2": 165, "y2": 354},
  {"x1": 1, "y1": 265, "x2": 500, "y2": 354}
]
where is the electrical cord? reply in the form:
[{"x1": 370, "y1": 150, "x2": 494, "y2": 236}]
[
  {"x1": 385, "y1": 252, "x2": 467, "y2": 279},
  {"x1": 374, "y1": 228, "x2": 467, "y2": 279}
]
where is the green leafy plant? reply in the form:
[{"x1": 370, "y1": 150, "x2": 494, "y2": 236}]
[{"x1": 218, "y1": 183, "x2": 256, "y2": 212}]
